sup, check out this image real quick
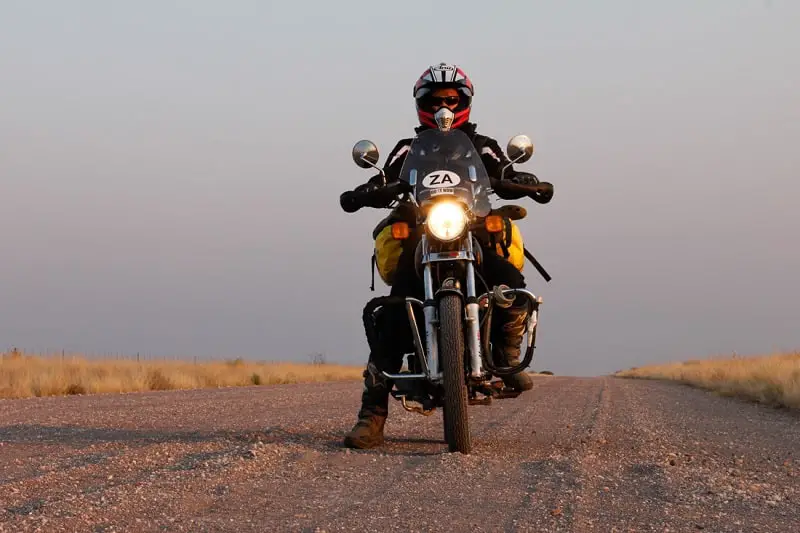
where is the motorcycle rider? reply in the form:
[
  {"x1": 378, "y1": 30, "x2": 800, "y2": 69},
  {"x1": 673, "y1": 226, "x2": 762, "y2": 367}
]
[{"x1": 340, "y1": 63, "x2": 553, "y2": 449}]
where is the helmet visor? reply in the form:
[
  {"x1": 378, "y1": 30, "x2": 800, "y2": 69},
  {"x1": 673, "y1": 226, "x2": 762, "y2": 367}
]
[{"x1": 418, "y1": 94, "x2": 461, "y2": 112}]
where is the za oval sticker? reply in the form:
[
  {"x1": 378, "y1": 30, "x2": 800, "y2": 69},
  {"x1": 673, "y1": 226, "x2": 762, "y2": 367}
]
[{"x1": 422, "y1": 170, "x2": 461, "y2": 188}]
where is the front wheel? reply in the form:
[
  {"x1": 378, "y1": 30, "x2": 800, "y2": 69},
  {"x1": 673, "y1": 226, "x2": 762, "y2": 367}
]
[{"x1": 439, "y1": 294, "x2": 471, "y2": 454}]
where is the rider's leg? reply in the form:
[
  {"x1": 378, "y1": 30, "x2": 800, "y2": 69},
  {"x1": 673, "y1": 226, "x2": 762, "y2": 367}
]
[
  {"x1": 344, "y1": 248, "x2": 423, "y2": 449},
  {"x1": 482, "y1": 249, "x2": 534, "y2": 392}
]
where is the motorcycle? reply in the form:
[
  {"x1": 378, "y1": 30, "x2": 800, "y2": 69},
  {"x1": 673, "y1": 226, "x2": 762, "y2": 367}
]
[{"x1": 340, "y1": 109, "x2": 554, "y2": 454}]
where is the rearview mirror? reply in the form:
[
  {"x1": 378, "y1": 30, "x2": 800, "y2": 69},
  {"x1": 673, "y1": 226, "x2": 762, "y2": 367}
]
[
  {"x1": 506, "y1": 135, "x2": 534, "y2": 164},
  {"x1": 352, "y1": 140, "x2": 380, "y2": 169}
]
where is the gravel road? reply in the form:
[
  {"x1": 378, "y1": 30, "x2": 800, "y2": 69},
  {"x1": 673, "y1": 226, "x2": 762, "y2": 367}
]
[{"x1": 1, "y1": 376, "x2": 798, "y2": 532}]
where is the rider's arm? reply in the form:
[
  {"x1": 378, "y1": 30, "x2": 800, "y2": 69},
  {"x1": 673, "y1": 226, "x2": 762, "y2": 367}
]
[
  {"x1": 479, "y1": 138, "x2": 526, "y2": 200},
  {"x1": 341, "y1": 140, "x2": 413, "y2": 212},
  {"x1": 480, "y1": 137, "x2": 516, "y2": 181},
  {"x1": 481, "y1": 137, "x2": 552, "y2": 204},
  {"x1": 365, "y1": 139, "x2": 412, "y2": 187}
]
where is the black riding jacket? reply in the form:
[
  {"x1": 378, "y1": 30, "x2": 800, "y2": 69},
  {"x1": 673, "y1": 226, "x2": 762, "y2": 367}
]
[{"x1": 360, "y1": 122, "x2": 540, "y2": 202}]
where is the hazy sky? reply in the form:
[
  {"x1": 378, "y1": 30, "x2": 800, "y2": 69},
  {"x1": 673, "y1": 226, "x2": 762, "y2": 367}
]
[{"x1": 2, "y1": 1, "x2": 798, "y2": 376}]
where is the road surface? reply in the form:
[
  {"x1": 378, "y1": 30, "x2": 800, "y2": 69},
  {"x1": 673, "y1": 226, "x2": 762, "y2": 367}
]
[{"x1": 1, "y1": 376, "x2": 798, "y2": 532}]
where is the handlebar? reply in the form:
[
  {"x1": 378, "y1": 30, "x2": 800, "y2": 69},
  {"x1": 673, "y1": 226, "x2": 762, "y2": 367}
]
[
  {"x1": 490, "y1": 177, "x2": 554, "y2": 202},
  {"x1": 340, "y1": 180, "x2": 412, "y2": 213},
  {"x1": 341, "y1": 176, "x2": 553, "y2": 213}
]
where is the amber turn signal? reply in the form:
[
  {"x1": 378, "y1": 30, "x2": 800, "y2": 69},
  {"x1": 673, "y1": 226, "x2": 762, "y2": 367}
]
[
  {"x1": 485, "y1": 215, "x2": 504, "y2": 233},
  {"x1": 391, "y1": 222, "x2": 410, "y2": 239}
]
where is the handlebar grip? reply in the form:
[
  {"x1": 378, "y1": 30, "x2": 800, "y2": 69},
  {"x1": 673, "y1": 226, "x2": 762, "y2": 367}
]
[
  {"x1": 340, "y1": 191, "x2": 363, "y2": 213},
  {"x1": 491, "y1": 178, "x2": 554, "y2": 203},
  {"x1": 340, "y1": 181, "x2": 412, "y2": 213},
  {"x1": 491, "y1": 178, "x2": 544, "y2": 195}
]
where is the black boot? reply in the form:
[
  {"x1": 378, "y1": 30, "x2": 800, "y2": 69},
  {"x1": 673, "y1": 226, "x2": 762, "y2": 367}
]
[
  {"x1": 495, "y1": 303, "x2": 533, "y2": 392},
  {"x1": 344, "y1": 363, "x2": 390, "y2": 449}
]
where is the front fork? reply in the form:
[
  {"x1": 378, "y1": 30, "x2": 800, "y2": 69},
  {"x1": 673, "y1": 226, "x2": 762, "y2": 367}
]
[
  {"x1": 381, "y1": 232, "x2": 484, "y2": 383},
  {"x1": 463, "y1": 236, "x2": 484, "y2": 380},
  {"x1": 424, "y1": 233, "x2": 483, "y2": 382},
  {"x1": 422, "y1": 256, "x2": 440, "y2": 380}
]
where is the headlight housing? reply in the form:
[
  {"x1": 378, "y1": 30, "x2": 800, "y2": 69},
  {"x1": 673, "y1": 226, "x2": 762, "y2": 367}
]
[{"x1": 426, "y1": 200, "x2": 468, "y2": 242}]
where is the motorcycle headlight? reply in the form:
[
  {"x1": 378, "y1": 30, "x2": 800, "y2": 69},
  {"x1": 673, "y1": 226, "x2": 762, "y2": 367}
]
[{"x1": 426, "y1": 200, "x2": 468, "y2": 242}]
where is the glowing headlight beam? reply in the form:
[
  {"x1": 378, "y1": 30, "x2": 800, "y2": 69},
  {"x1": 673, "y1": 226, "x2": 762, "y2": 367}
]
[{"x1": 427, "y1": 201, "x2": 468, "y2": 242}]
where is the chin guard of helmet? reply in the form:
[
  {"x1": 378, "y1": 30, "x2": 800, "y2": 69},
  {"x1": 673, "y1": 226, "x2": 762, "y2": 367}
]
[{"x1": 434, "y1": 108, "x2": 454, "y2": 131}]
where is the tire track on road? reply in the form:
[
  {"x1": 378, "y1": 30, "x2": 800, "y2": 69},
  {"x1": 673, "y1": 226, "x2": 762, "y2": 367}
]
[
  {"x1": 568, "y1": 377, "x2": 679, "y2": 532},
  {"x1": 496, "y1": 377, "x2": 606, "y2": 532}
]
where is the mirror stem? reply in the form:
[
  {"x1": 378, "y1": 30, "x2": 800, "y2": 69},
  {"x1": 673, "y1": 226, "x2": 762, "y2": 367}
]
[
  {"x1": 359, "y1": 156, "x2": 387, "y2": 185},
  {"x1": 500, "y1": 153, "x2": 525, "y2": 181}
]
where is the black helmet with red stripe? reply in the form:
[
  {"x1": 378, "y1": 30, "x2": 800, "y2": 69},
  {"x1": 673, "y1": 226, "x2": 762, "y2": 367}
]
[{"x1": 414, "y1": 63, "x2": 475, "y2": 129}]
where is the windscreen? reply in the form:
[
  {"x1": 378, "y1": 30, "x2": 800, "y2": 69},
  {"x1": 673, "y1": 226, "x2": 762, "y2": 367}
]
[{"x1": 398, "y1": 129, "x2": 492, "y2": 217}]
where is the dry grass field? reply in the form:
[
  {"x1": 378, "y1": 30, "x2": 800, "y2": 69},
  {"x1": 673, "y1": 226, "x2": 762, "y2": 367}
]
[
  {"x1": 615, "y1": 351, "x2": 800, "y2": 409},
  {"x1": 0, "y1": 350, "x2": 364, "y2": 399}
]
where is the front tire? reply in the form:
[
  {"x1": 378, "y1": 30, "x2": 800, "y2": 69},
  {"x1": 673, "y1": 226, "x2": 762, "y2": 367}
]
[{"x1": 439, "y1": 294, "x2": 471, "y2": 454}]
